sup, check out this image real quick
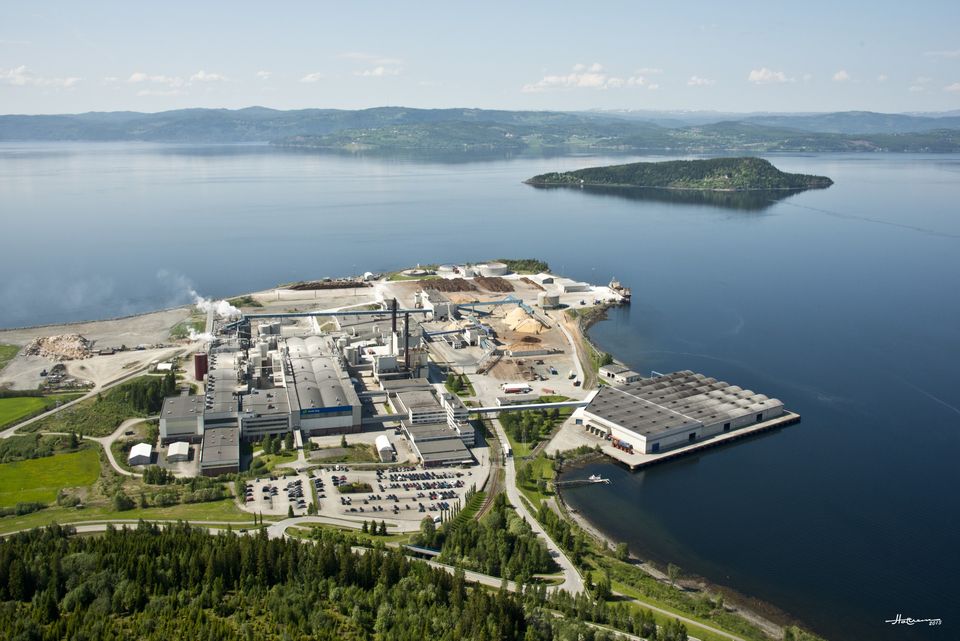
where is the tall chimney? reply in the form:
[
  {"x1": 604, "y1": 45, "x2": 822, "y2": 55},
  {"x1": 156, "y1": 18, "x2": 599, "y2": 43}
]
[
  {"x1": 391, "y1": 298, "x2": 398, "y2": 334},
  {"x1": 404, "y1": 312, "x2": 410, "y2": 370}
]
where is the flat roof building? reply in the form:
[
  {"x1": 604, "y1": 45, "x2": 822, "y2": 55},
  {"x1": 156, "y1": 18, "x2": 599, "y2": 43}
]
[
  {"x1": 159, "y1": 395, "x2": 205, "y2": 443},
  {"x1": 598, "y1": 364, "x2": 642, "y2": 385},
  {"x1": 199, "y1": 427, "x2": 240, "y2": 476},
  {"x1": 580, "y1": 370, "x2": 784, "y2": 455},
  {"x1": 286, "y1": 336, "x2": 361, "y2": 436}
]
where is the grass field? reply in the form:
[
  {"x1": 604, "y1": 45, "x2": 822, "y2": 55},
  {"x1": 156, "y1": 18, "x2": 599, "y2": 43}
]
[
  {"x1": 0, "y1": 496, "x2": 263, "y2": 535},
  {"x1": 0, "y1": 393, "x2": 84, "y2": 431},
  {"x1": 0, "y1": 344, "x2": 19, "y2": 371},
  {"x1": 0, "y1": 448, "x2": 100, "y2": 506}
]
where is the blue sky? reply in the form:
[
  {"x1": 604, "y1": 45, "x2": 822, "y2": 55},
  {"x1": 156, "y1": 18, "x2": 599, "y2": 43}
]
[{"x1": 2, "y1": 1, "x2": 959, "y2": 114}]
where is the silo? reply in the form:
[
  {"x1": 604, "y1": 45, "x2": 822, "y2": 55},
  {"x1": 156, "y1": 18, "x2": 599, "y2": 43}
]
[{"x1": 193, "y1": 352, "x2": 208, "y2": 380}]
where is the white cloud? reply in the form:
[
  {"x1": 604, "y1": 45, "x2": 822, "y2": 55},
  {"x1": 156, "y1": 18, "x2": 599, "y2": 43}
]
[
  {"x1": 877, "y1": 74, "x2": 888, "y2": 82},
  {"x1": 924, "y1": 49, "x2": 960, "y2": 58},
  {"x1": 908, "y1": 85, "x2": 925, "y2": 93},
  {"x1": 635, "y1": 67, "x2": 664, "y2": 75},
  {"x1": 747, "y1": 67, "x2": 791, "y2": 84},
  {"x1": 300, "y1": 72, "x2": 325, "y2": 83},
  {"x1": 687, "y1": 75, "x2": 715, "y2": 86},
  {"x1": 1, "y1": 65, "x2": 80, "y2": 88},
  {"x1": 832, "y1": 70, "x2": 850, "y2": 82},
  {"x1": 646, "y1": 83, "x2": 660, "y2": 90},
  {"x1": 944, "y1": 82, "x2": 960, "y2": 93},
  {"x1": 355, "y1": 65, "x2": 400, "y2": 77},
  {"x1": 255, "y1": 70, "x2": 272, "y2": 80},
  {"x1": 908, "y1": 76, "x2": 933, "y2": 93},
  {"x1": 190, "y1": 70, "x2": 227, "y2": 83},
  {"x1": 523, "y1": 63, "x2": 655, "y2": 92},
  {"x1": 802, "y1": 73, "x2": 813, "y2": 82},
  {"x1": 127, "y1": 72, "x2": 184, "y2": 88}
]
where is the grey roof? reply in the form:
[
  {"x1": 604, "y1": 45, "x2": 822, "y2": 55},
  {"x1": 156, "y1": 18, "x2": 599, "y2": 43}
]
[
  {"x1": 585, "y1": 370, "x2": 783, "y2": 438},
  {"x1": 600, "y1": 364, "x2": 633, "y2": 375},
  {"x1": 413, "y1": 437, "x2": 473, "y2": 464},
  {"x1": 286, "y1": 336, "x2": 359, "y2": 412},
  {"x1": 243, "y1": 387, "x2": 291, "y2": 415},
  {"x1": 395, "y1": 390, "x2": 441, "y2": 411},
  {"x1": 161, "y1": 395, "x2": 204, "y2": 419},
  {"x1": 381, "y1": 378, "x2": 432, "y2": 392},
  {"x1": 201, "y1": 427, "x2": 240, "y2": 467},
  {"x1": 404, "y1": 421, "x2": 455, "y2": 442}
]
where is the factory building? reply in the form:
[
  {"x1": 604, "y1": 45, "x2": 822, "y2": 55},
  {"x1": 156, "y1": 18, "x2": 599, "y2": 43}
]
[
  {"x1": 286, "y1": 336, "x2": 362, "y2": 436},
  {"x1": 403, "y1": 421, "x2": 473, "y2": 467},
  {"x1": 128, "y1": 443, "x2": 152, "y2": 466},
  {"x1": 598, "y1": 364, "x2": 642, "y2": 385},
  {"x1": 385, "y1": 378, "x2": 476, "y2": 448},
  {"x1": 416, "y1": 289, "x2": 457, "y2": 321},
  {"x1": 199, "y1": 427, "x2": 240, "y2": 476},
  {"x1": 578, "y1": 370, "x2": 784, "y2": 454},
  {"x1": 159, "y1": 395, "x2": 205, "y2": 443}
]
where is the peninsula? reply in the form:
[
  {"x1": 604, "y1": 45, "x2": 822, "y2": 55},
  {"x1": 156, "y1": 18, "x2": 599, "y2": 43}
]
[{"x1": 524, "y1": 157, "x2": 834, "y2": 191}]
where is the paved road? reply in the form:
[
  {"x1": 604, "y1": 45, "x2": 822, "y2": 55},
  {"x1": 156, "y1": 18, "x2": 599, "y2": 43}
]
[
  {"x1": 490, "y1": 416, "x2": 585, "y2": 596},
  {"x1": 88, "y1": 417, "x2": 153, "y2": 477}
]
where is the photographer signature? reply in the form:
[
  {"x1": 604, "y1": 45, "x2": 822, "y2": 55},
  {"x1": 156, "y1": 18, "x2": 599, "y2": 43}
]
[{"x1": 885, "y1": 614, "x2": 942, "y2": 626}]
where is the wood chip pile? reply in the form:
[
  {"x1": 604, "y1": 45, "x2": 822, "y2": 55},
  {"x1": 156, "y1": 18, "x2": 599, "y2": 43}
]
[
  {"x1": 428, "y1": 278, "x2": 478, "y2": 293},
  {"x1": 23, "y1": 334, "x2": 92, "y2": 361},
  {"x1": 474, "y1": 276, "x2": 514, "y2": 293}
]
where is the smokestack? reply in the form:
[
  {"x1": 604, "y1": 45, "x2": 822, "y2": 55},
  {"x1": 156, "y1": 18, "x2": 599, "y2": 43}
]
[
  {"x1": 391, "y1": 298, "x2": 398, "y2": 334},
  {"x1": 404, "y1": 312, "x2": 410, "y2": 370}
]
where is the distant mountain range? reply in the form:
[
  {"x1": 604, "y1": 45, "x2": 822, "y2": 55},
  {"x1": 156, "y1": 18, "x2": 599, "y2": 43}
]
[{"x1": 2, "y1": 106, "x2": 959, "y2": 152}]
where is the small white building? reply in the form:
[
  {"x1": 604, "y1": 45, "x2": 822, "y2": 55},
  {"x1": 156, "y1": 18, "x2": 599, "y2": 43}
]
[
  {"x1": 375, "y1": 434, "x2": 395, "y2": 462},
  {"x1": 128, "y1": 442, "x2": 153, "y2": 466},
  {"x1": 598, "y1": 364, "x2": 643, "y2": 385},
  {"x1": 166, "y1": 441, "x2": 190, "y2": 463}
]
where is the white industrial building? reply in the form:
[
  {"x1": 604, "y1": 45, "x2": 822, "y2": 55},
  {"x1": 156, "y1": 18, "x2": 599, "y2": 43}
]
[
  {"x1": 416, "y1": 289, "x2": 457, "y2": 321},
  {"x1": 128, "y1": 443, "x2": 153, "y2": 466},
  {"x1": 166, "y1": 441, "x2": 190, "y2": 463},
  {"x1": 598, "y1": 364, "x2": 642, "y2": 385},
  {"x1": 578, "y1": 370, "x2": 785, "y2": 454},
  {"x1": 375, "y1": 434, "x2": 395, "y2": 462}
]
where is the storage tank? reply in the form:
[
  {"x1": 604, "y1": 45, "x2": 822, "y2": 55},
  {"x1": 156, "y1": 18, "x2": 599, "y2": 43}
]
[
  {"x1": 437, "y1": 264, "x2": 457, "y2": 276},
  {"x1": 193, "y1": 352, "x2": 208, "y2": 380},
  {"x1": 479, "y1": 261, "x2": 509, "y2": 276},
  {"x1": 537, "y1": 291, "x2": 561, "y2": 309}
]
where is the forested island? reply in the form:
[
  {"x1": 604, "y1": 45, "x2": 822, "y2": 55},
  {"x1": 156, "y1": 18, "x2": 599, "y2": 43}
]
[{"x1": 524, "y1": 157, "x2": 833, "y2": 191}]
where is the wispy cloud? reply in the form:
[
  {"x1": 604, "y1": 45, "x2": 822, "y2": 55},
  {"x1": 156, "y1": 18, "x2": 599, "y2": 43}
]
[
  {"x1": 944, "y1": 82, "x2": 960, "y2": 93},
  {"x1": 338, "y1": 51, "x2": 404, "y2": 77},
  {"x1": 128, "y1": 72, "x2": 184, "y2": 88},
  {"x1": 832, "y1": 69, "x2": 850, "y2": 82},
  {"x1": 877, "y1": 74, "x2": 888, "y2": 82},
  {"x1": 1, "y1": 65, "x2": 80, "y2": 88},
  {"x1": 190, "y1": 70, "x2": 227, "y2": 83},
  {"x1": 300, "y1": 72, "x2": 325, "y2": 83},
  {"x1": 924, "y1": 49, "x2": 960, "y2": 59},
  {"x1": 355, "y1": 65, "x2": 400, "y2": 77},
  {"x1": 136, "y1": 88, "x2": 185, "y2": 97},
  {"x1": 909, "y1": 76, "x2": 932, "y2": 92},
  {"x1": 747, "y1": 67, "x2": 792, "y2": 84},
  {"x1": 523, "y1": 63, "x2": 657, "y2": 92},
  {"x1": 255, "y1": 70, "x2": 272, "y2": 80},
  {"x1": 687, "y1": 75, "x2": 715, "y2": 87}
]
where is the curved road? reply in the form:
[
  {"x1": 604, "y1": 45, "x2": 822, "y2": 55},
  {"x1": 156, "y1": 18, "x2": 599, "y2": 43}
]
[{"x1": 490, "y1": 416, "x2": 585, "y2": 595}]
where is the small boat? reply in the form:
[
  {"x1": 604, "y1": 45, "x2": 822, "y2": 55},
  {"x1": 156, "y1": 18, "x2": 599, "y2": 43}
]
[{"x1": 588, "y1": 474, "x2": 602, "y2": 481}]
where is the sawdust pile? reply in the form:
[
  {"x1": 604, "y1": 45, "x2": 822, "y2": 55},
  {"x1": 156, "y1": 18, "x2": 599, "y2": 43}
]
[
  {"x1": 24, "y1": 334, "x2": 92, "y2": 361},
  {"x1": 520, "y1": 277, "x2": 545, "y2": 291},
  {"x1": 429, "y1": 278, "x2": 478, "y2": 293},
  {"x1": 504, "y1": 308, "x2": 544, "y2": 334},
  {"x1": 474, "y1": 276, "x2": 514, "y2": 293}
]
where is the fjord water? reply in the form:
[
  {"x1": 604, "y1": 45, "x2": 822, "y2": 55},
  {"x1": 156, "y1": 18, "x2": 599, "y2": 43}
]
[{"x1": 2, "y1": 144, "x2": 959, "y2": 639}]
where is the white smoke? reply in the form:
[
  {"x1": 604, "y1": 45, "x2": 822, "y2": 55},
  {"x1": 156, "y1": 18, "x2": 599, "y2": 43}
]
[
  {"x1": 191, "y1": 290, "x2": 241, "y2": 319},
  {"x1": 188, "y1": 329, "x2": 214, "y2": 342}
]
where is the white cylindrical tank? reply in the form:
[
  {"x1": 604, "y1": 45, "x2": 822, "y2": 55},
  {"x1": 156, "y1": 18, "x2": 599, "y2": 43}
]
[{"x1": 480, "y1": 261, "x2": 509, "y2": 277}]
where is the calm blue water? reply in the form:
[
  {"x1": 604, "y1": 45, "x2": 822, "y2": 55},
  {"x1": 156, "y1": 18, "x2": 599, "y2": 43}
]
[{"x1": 2, "y1": 143, "x2": 958, "y2": 640}]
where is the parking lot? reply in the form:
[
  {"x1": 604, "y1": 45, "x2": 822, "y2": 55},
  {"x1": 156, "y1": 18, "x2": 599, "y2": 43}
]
[
  {"x1": 312, "y1": 464, "x2": 481, "y2": 525},
  {"x1": 241, "y1": 474, "x2": 311, "y2": 516}
]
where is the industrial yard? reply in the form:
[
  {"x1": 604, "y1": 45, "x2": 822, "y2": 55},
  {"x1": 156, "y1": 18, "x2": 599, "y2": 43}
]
[{"x1": 0, "y1": 259, "x2": 799, "y2": 533}]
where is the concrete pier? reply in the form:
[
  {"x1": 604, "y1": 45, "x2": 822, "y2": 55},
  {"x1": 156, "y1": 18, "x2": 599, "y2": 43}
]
[{"x1": 601, "y1": 410, "x2": 801, "y2": 470}]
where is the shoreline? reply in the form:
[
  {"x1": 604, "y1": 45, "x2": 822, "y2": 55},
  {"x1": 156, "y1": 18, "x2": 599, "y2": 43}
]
[{"x1": 555, "y1": 470, "x2": 794, "y2": 639}]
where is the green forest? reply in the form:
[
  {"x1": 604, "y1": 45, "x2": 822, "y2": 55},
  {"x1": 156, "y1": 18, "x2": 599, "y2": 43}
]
[
  {"x1": 0, "y1": 522, "x2": 693, "y2": 641},
  {"x1": 525, "y1": 157, "x2": 833, "y2": 191}
]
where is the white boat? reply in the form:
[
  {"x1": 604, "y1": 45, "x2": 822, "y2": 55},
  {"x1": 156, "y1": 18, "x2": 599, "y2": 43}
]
[{"x1": 588, "y1": 474, "x2": 602, "y2": 481}]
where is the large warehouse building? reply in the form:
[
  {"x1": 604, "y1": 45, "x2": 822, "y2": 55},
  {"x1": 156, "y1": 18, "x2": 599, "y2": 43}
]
[{"x1": 578, "y1": 370, "x2": 784, "y2": 454}]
